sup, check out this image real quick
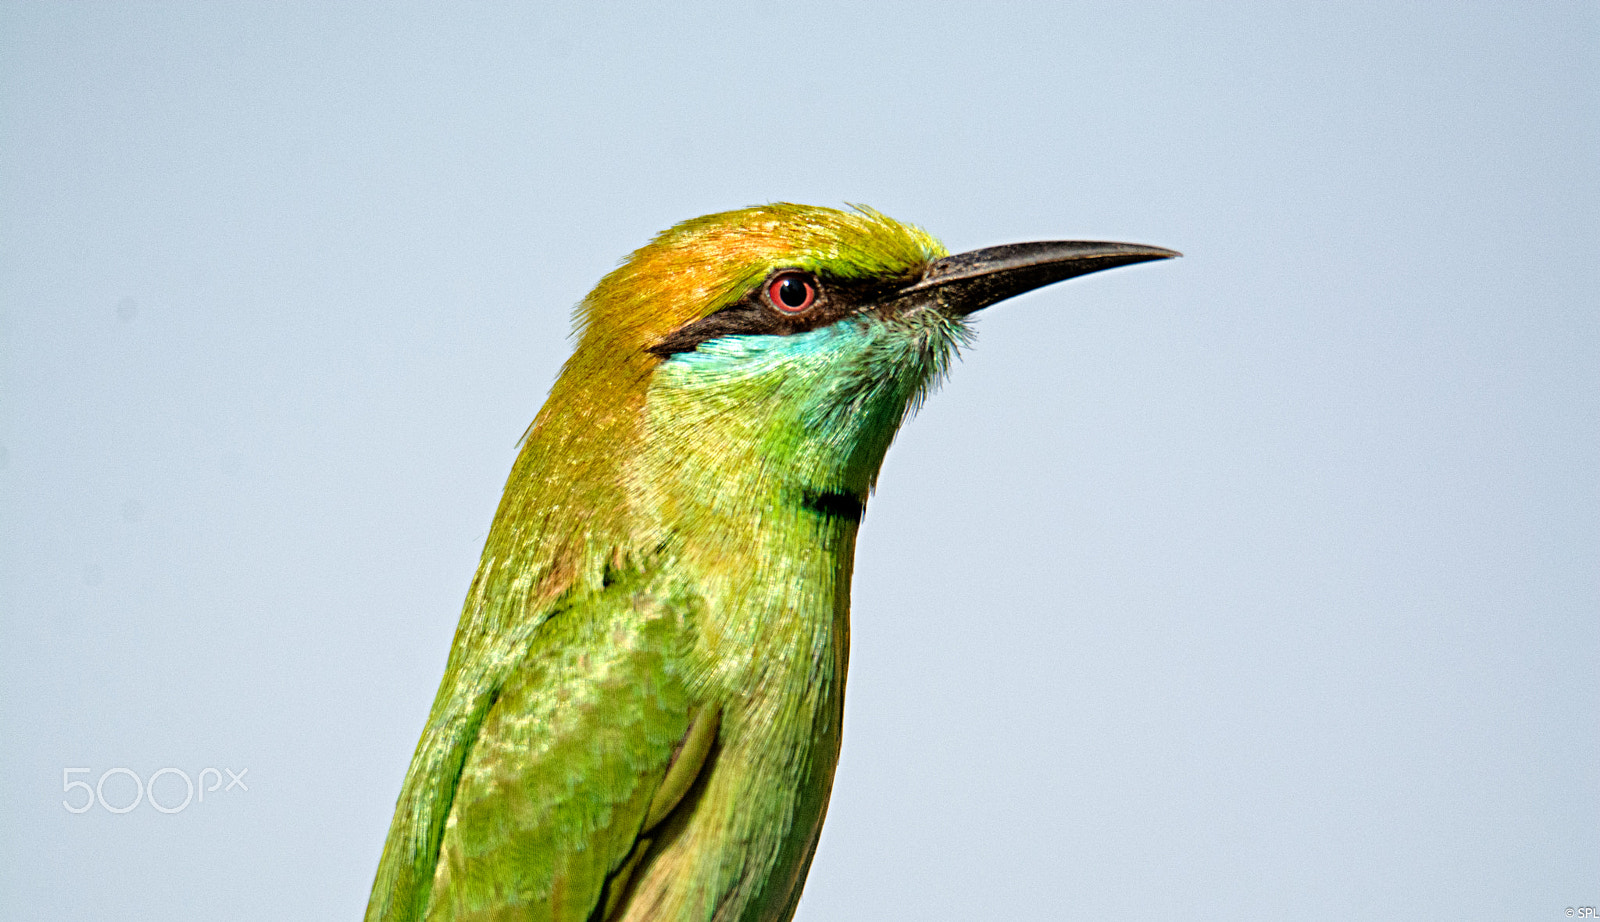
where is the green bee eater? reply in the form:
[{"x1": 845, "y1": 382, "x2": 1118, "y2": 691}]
[{"x1": 366, "y1": 204, "x2": 1176, "y2": 922}]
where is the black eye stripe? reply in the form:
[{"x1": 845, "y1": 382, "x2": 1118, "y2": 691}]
[{"x1": 649, "y1": 272, "x2": 903, "y2": 357}]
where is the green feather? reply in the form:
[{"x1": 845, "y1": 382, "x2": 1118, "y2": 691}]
[
  {"x1": 364, "y1": 203, "x2": 1180, "y2": 922},
  {"x1": 366, "y1": 204, "x2": 958, "y2": 922}
]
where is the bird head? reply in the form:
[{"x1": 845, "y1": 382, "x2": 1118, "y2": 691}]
[{"x1": 501, "y1": 204, "x2": 1175, "y2": 578}]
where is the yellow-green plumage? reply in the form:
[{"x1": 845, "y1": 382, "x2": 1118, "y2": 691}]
[{"x1": 366, "y1": 204, "x2": 1176, "y2": 922}]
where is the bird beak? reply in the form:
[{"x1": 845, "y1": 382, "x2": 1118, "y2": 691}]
[{"x1": 898, "y1": 240, "x2": 1180, "y2": 317}]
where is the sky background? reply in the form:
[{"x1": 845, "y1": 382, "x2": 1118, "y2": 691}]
[{"x1": 2, "y1": 3, "x2": 1596, "y2": 920}]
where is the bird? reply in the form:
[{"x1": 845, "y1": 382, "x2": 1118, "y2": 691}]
[{"x1": 365, "y1": 203, "x2": 1177, "y2": 922}]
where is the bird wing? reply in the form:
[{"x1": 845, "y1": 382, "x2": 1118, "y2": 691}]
[{"x1": 368, "y1": 569, "x2": 707, "y2": 922}]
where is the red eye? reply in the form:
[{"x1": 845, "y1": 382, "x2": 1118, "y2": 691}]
[{"x1": 767, "y1": 272, "x2": 816, "y2": 313}]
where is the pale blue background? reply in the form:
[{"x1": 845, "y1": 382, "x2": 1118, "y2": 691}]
[{"x1": 2, "y1": 3, "x2": 1595, "y2": 920}]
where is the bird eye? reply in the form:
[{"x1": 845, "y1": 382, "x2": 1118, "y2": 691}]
[{"x1": 766, "y1": 272, "x2": 817, "y2": 313}]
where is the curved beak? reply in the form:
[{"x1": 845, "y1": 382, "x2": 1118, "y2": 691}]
[{"x1": 900, "y1": 240, "x2": 1180, "y2": 317}]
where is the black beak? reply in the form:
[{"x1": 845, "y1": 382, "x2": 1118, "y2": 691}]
[{"x1": 899, "y1": 240, "x2": 1180, "y2": 317}]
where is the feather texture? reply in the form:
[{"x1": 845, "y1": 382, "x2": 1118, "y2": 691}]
[{"x1": 367, "y1": 205, "x2": 961, "y2": 922}]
